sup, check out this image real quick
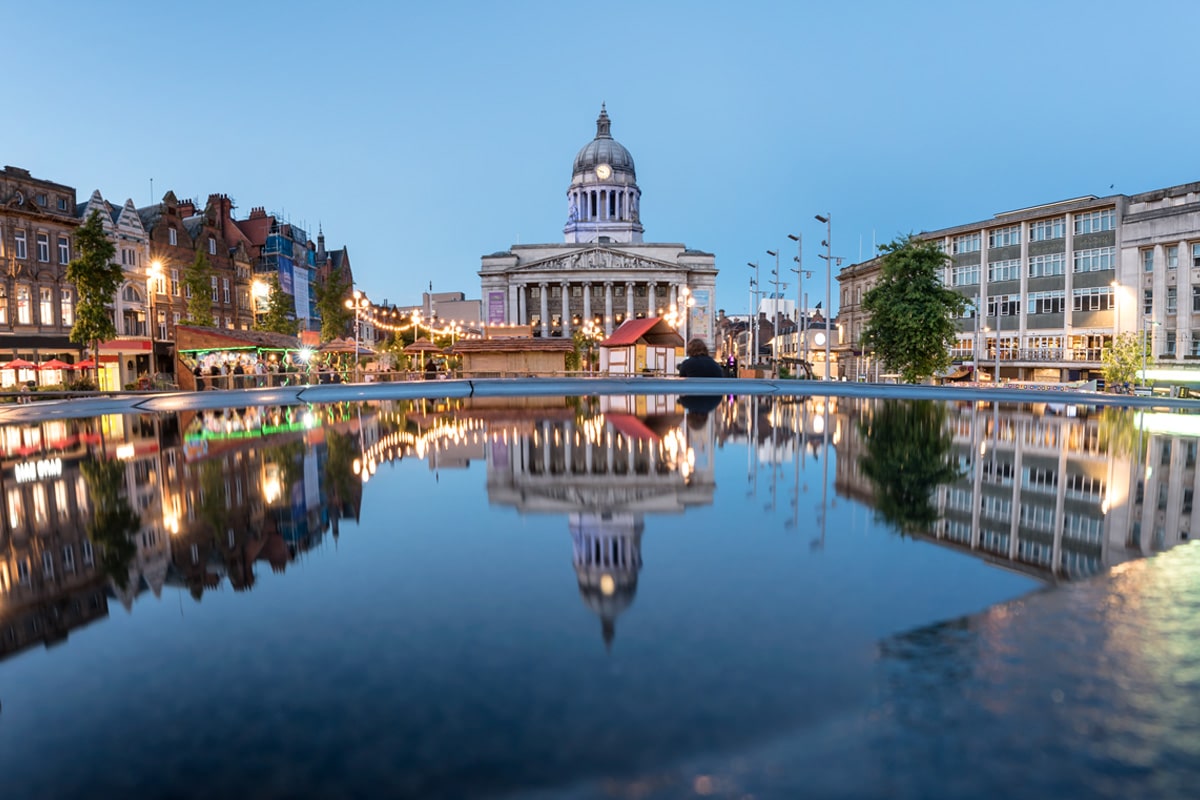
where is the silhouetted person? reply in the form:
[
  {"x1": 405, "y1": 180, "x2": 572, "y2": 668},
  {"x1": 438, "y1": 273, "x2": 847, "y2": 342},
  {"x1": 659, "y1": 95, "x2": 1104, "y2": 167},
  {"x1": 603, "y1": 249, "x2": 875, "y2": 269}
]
[
  {"x1": 424, "y1": 358, "x2": 437, "y2": 380},
  {"x1": 678, "y1": 338, "x2": 725, "y2": 378}
]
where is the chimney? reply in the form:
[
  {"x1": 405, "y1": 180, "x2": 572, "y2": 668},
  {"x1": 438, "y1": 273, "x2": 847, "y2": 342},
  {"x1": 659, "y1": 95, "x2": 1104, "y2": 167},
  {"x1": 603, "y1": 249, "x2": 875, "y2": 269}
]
[{"x1": 179, "y1": 199, "x2": 196, "y2": 217}]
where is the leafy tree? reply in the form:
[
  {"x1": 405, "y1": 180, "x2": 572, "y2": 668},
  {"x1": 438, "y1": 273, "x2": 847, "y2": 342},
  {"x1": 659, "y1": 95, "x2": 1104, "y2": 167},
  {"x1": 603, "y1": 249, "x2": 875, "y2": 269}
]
[
  {"x1": 862, "y1": 235, "x2": 967, "y2": 383},
  {"x1": 1101, "y1": 331, "x2": 1153, "y2": 390},
  {"x1": 313, "y1": 265, "x2": 353, "y2": 342},
  {"x1": 81, "y1": 457, "x2": 140, "y2": 590},
  {"x1": 255, "y1": 273, "x2": 298, "y2": 335},
  {"x1": 182, "y1": 249, "x2": 214, "y2": 326},
  {"x1": 66, "y1": 210, "x2": 121, "y2": 360},
  {"x1": 858, "y1": 399, "x2": 962, "y2": 534}
]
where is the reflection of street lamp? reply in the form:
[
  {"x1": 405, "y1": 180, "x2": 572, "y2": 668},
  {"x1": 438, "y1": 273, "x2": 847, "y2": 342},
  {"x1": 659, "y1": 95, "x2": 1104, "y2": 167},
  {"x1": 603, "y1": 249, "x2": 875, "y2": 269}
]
[{"x1": 344, "y1": 290, "x2": 370, "y2": 383}]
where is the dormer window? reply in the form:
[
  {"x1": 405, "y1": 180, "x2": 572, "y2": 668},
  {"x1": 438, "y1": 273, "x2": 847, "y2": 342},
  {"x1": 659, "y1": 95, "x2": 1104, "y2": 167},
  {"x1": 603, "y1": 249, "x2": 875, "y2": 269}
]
[{"x1": 168, "y1": 228, "x2": 177, "y2": 246}]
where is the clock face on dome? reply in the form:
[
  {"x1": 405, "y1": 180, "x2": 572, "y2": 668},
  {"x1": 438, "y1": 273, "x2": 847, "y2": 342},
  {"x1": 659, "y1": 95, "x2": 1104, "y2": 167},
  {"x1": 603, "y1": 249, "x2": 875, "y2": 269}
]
[{"x1": 595, "y1": 164, "x2": 612, "y2": 180}]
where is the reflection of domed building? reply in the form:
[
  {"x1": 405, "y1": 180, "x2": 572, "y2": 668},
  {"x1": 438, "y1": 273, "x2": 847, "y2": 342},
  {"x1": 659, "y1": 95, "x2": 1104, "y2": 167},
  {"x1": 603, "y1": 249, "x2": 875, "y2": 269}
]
[
  {"x1": 482, "y1": 401, "x2": 714, "y2": 647},
  {"x1": 479, "y1": 105, "x2": 717, "y2": 344},
  {"x1": 571, "y1": 512, "x2": 643, "y2": 649}
]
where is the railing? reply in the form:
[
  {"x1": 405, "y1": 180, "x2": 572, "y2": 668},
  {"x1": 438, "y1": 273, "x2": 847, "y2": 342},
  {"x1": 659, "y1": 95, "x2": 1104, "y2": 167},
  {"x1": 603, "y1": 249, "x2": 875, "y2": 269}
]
[{"x1": 958, "y1": 348, "x2": 1106, "y2": 363}]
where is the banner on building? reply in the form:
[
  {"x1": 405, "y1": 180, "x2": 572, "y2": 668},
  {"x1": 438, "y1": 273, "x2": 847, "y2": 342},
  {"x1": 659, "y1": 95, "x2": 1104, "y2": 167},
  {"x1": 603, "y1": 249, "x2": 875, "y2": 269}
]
[
  {"x1": 689, "y1": 289, "x2": 711, "y2": 344},
  {"x1": 293, "y1": 266, "x2": 310, "y2": 322},
  {"x1": 278, "y1": 256, "x2": 295, "y2": 295},
  {"x1": 487, "y1": 290, "x2": 507, "y2": 325}
]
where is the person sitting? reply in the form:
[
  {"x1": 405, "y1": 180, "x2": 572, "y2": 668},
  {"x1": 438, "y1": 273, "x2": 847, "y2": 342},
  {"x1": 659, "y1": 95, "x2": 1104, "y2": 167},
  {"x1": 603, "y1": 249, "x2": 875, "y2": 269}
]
[{"x1": 678, "y1": 339, "x2": 726, "y2": 378}]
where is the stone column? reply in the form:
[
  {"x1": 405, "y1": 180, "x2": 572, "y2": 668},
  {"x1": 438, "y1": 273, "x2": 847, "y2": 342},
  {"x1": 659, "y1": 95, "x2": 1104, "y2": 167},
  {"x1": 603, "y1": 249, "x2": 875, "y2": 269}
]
[
  {"x1": 626, "y1": 281, "x2": 635, "y2": 321},
  {"x1": 604, "y1": 282, "x2": 614, "y2": 335},
  {"x1": 561, "y1": 281, "x2": 571, "y2": 337},
  {"x1": 648, "y1": 281, "x2": 658, "y2": 317},
  {"x1": 539, "y1": 282, "x2": 549, "y2": 338},
  {"x1": 583, "y1": 281, "x2": 592, "y2": 327}
]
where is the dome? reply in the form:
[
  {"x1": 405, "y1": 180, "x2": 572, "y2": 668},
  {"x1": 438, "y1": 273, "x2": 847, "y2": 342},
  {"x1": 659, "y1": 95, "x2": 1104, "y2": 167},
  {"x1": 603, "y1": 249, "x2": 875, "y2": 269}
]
[{"x1": 572, "y1": 104, "x2": 636, "y2": 177}]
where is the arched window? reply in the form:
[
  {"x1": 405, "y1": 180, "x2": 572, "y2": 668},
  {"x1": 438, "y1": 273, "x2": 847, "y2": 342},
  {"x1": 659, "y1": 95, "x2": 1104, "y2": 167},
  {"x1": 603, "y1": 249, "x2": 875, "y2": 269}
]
[{"x1": 122, "y1": 284, "x2": 143, "y2": 303}]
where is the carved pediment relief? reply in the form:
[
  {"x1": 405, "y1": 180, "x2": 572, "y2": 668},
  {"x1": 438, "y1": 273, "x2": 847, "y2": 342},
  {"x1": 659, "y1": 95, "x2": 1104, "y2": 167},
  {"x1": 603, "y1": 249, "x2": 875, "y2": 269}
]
[{"x1": 508, "y1": 247, "x2": 686, "y2": 275}]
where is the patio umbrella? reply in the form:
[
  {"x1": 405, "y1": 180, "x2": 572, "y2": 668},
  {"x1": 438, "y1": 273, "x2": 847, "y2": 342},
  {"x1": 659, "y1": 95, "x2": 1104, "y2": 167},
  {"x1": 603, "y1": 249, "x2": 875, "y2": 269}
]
[
  {"x1": 73, "y1": 358, "x2": 97, "y2": 369},
  {"x1": 2, "y1": 358, "x2": 37, "y2": 370},
  {"x1": 402, "y1": 337, "x2": 441, "y2": 355},
  {"x1": 319, "y1": 337, "x2": 376, "y2": 356},
  {"x1": 39, "y1": 358, "x2": 73, "y2": 371}
]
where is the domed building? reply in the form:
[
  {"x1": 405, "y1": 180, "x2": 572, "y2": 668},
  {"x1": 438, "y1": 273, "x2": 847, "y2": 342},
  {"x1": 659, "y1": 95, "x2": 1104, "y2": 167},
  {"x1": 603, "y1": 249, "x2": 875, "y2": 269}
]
[{"x1": 480, "y1": 105, "x2": 718, "y2": 344}]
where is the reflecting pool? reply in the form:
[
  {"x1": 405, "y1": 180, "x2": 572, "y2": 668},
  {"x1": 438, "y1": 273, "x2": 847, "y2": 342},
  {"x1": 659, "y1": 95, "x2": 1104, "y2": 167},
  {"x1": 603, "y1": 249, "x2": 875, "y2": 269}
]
[{"x1": 1, "y1": 393, "x2": 1198, "y2": 798}]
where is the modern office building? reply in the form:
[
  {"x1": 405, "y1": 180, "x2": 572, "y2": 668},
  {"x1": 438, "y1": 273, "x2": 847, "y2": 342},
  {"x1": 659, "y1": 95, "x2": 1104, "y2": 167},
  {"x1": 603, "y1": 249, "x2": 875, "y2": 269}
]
[
  {"x1": 479, "y1": 105, "x2": 718, "y2": 346},
  {"x1": 836, "y1": 180, "x2": 1200, "y2": 383}
]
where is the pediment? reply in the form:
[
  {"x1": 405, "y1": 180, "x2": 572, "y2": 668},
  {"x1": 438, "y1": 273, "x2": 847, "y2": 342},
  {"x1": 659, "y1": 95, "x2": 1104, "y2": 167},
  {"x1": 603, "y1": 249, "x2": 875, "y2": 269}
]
[{"x1": 507, "y1": 246, "x2": 687, "y2": 275}]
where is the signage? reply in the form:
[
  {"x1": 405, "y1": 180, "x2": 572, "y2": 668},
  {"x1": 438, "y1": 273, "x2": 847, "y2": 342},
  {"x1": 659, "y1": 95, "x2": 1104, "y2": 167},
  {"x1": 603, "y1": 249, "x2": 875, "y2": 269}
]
[
  {"x1": 14, "y1": 457, "x2": 63, "y2": 483},
  {"x1": 488, "y1": 291, "x2": 507, "y2": 325}
]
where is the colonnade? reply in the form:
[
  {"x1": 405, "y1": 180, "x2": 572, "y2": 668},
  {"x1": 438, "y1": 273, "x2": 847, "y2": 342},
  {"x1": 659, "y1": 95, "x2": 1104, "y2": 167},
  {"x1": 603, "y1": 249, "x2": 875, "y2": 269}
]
[{"x1": 510, "y1": 280, "x2": 694, "y2": 337}]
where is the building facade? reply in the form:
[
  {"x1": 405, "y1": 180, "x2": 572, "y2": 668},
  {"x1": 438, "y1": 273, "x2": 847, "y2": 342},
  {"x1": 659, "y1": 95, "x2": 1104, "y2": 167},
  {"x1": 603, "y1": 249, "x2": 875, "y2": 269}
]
[
  {"x1": 480, "y1": 106, "x2": 718, "y2": 346},
  {"x1": 837, "y1": 180, "x2": 1200, "y2": 383},
  {"x1": 0, "y1": 166, "x2": 81, "y2": 370}
]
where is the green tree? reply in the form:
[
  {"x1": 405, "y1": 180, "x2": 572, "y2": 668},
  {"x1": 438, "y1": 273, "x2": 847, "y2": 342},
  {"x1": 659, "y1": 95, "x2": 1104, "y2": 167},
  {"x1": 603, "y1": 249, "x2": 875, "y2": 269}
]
[
  {"x1": 858, "y1": 399, "x2": 962, "y2": 534},
  {"x1": 81, "y1": 457, "x2": 140, "y2": 590},
  {"x1": 1101, "y1": 331, "x2": 1153, "y2": 390},
  {"x1": 65, "y1": 210, "x2": 122, "y2": 360},
  {"x1": 182, "y1": 249, "x2": 214, "y2": 326},
  {"x1": 255, "y1": 273, "x2": 298, "y2": 335},
  {"x1": 314, "y1": 265, "x2": 353, "y2": 342},
  {"x1": 862, "y1": 235, "x2": 967, "y2": 383}
]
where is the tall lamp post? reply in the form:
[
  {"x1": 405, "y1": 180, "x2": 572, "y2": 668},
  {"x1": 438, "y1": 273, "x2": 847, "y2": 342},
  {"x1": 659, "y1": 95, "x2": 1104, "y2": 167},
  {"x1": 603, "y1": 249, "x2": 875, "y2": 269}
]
[
  {"x1": 747, "y1": 261, "x2": 760, "y2": 368},
  {"x1": 344, "y1": 289, "x2": 370, "y2": 383},
  {"x1": 767, "y1": 249, "x2": 783, "y2": 376},
  {"x1": 788, "y1": 233, "x2": 811, "y2": 375},
  {"x1": 815, "y1": 214, "x2": 833, "y2": 380},
  {"x1": 147, "y1": 260, "x2": 163, "y2": 373}
]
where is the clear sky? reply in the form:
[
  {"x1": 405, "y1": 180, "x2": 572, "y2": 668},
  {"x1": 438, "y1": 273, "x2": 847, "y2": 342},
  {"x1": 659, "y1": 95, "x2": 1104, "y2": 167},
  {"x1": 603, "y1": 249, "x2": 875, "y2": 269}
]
[{"x1": 9, "y1": 0, "x2": 1198, "y2": 317}]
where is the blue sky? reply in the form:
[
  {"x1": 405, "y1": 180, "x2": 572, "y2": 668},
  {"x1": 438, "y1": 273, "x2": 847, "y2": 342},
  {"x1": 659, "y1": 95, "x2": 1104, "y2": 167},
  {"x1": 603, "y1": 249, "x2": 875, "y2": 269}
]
[{"x1": 10, "y1": 0, "x2": 1199, "y2": 316}]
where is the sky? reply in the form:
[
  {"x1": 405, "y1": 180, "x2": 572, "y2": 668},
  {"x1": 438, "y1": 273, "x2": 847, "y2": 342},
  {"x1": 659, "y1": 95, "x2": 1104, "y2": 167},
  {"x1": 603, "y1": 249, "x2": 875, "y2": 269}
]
[{"x1": 9, "y1": 0, "x2": 1200, "y2": 317}]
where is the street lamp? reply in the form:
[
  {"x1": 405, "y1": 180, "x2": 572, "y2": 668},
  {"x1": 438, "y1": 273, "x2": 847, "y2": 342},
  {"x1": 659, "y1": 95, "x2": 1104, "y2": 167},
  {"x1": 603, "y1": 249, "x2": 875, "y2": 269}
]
[
  {"x1": 344, "y1": 289, "x2": 370, "y2": 383},
  {"x1": 1142, "y1": 319, "x2": 1160, "y2": 388},
  {"x1": 767, "y1": 249, "x2": 782, "y2": 376},
  {"x1": 815, "y1": 214, "x2": 833, "y2": 380},
  {"x1": 147, "y1": 259, "x2": 163, "y2": 377},
  {"x1": 788, "y1": 234, "x2": 811, "y2": 376},
  {"x1": 747, "y1": 261, "x2": 760, "y2": 367}
]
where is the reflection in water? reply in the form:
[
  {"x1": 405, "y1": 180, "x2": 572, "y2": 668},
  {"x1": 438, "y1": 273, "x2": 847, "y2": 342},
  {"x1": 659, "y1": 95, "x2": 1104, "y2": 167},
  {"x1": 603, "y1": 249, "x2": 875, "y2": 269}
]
[{"x1": 1, "y1": 393, "x2": 1199, "y2": 796}]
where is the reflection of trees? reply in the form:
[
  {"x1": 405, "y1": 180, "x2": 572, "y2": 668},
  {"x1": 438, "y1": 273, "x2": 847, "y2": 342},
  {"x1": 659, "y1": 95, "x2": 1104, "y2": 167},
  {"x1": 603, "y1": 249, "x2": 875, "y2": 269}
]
[
  {"x1": 81, "y1": 458, "x2": 140, "y2": 590},
  {"x1": 197, "y1": 460, "x2": 230, "y2": 537},
  {"x1": 1098, "y1": 406, "x2": 1143, "y2": 461},
  {"x1": 323, "y1": 429, "x2": 358, "y2": 519},
  {"x1": 858, "y1": 400, "x2": 961, "y2": 534}
]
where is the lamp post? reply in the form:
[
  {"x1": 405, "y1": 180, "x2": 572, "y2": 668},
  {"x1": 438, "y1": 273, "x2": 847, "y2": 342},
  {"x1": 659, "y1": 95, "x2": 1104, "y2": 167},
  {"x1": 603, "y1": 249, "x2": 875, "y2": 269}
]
[
  {"x1": 344, "y1": 289, "x2": 370, "y2": 383},
  {"x1": 747, "y1": 261, "x2": 760, "y2": 368},
  {"x1": 788, "y1": 233, "x2": 811, "y2": 374},
  {"x1": 147, "y1": 259, "x2": 163, "y2": 366},
  {"x1": 814, "y1": 214, "x2": 833, "y2": 380},
  {"x1": 1142, "y1": 319, "x2": 1160, "y2": 388},
  {"x1": 994, "y1": 302, "x2": 1001, "y2": 384},
  {"x1": 767, "y1": 249, "x2": 783, "y2": 376}
]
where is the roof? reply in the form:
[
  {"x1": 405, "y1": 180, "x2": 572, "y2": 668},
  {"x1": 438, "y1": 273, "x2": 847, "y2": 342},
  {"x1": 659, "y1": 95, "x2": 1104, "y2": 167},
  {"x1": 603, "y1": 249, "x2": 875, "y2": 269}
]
[
  {"x1": 450, "y1": 338, "x2": 575, "y2": 354},
  {"x1": 599, "y1": 317, "x2": 684, "y2": 348},
  {"x1": 174, "y1": 324, "x2": 300, "y2": 352}
]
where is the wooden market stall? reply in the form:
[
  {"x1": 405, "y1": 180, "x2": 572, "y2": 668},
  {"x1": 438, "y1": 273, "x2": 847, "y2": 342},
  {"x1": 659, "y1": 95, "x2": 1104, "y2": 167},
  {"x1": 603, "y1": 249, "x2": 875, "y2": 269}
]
[{"x1": 598, "y1": 318, "x2": 685, "y2": 376}]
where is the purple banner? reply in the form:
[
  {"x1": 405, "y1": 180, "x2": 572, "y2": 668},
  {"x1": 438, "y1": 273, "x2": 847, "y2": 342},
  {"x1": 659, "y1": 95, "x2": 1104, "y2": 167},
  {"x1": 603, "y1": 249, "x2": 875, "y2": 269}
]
[{"x1": 487, "y1": 290, "x2": 507, "y2": 325}]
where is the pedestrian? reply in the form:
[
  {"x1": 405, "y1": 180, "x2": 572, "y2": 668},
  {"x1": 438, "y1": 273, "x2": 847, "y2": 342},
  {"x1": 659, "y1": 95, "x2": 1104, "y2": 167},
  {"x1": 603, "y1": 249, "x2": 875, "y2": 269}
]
[
  {"x1": 424, "y1": 358, "x2": 438, "y2": 380},
  {"x1": 233, "y1": 361, "x2": 245, "y2": 389},
  {"x1": 678, "y1": 339, "x2": 726, "y2": 378}
]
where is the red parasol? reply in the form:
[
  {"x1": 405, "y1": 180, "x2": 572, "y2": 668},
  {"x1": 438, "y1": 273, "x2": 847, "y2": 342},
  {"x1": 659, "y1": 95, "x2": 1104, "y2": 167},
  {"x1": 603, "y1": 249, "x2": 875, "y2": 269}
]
[
  {"x1": 2, "y1": 358, "x2": 37, "y2": 370},
  {"x1": 73, "y1": 358, "x2": 97, "y2": 369},
  {"x1": 39, "y1": 358, "x2": 73, "y2": 371}
]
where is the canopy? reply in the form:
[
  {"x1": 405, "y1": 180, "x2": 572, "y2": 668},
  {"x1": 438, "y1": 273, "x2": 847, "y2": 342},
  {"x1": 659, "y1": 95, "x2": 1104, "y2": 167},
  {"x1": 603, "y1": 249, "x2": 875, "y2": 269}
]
[
  {"x1": 2, "y1": 358, "x2": 37, "y2": 370},
  {"x1": 403, "y1": 337, "x2": 442, "y2": 354},
  {"x1": 73, "y1": 358, "x2": 97, "y2": 369},
  {"x1": 319, "y1": 337, "x2": 376, "y2": 355},
  {"x1": 39, "y1": 358, "x2": 74, "y2": 371}
]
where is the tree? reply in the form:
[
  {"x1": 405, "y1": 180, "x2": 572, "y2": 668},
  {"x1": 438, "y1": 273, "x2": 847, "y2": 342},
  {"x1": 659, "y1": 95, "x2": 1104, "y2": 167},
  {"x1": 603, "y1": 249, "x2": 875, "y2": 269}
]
[
  {"x1": 255, "y1": 273, "x2": 298, "y2": 335},
  {"x1": 858, "y1": 399, "x2": 962, "y2": 534},
  {"x1": 862, "y1": 235, "x2": 967, "y2": 384},
  {"x1": 313, "y1": 265, "x2": 353, "y2": 342},
  {"x1": 182, "y1": 249, "x2": 214, "y2": 326},
  {"x1": 1101, "y1": 331, "x2": 1152, "y2": 390},
  {"x1": 66, "y1": 210, "x2": 121, "y2": 360}
]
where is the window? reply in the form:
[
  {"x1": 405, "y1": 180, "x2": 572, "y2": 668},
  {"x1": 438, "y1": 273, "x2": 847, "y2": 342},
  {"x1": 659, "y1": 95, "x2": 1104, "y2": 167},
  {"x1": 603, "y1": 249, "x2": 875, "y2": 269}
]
[
  {"x1": 211, "y1": 276, "x2": 218, "y2": 301},
  {"x1": 63, "y1": 545, "x2": 75, "y2": 572},
  {"x1": 1073, "y1": 246, "x2": 1115, "y2": 272},
  {"x1": 173, "y1": 312, "x2": 181, "y2": 327},
  {"x1": 16, "y1": 285, "x2": 31, "y2": 324},
  {"x1": 1167, "y1": 287, "x2": 1177, "y2": 314},
  {"x1": 952, "y1": 233, "x2": 981, "y2": 254},
  {"x1": 14, "y1": 230, "x2": 26, "y2": 259},
  {"x1": 1145, "y1": 289, "x2": 1154, "y2": 315},
  {"x1": 1168, "y1": 245, "x2": 1179, "y2": 270},
  {"x1": 1028, "y1": 253, "x2": 1065, "y2": 278},
  {"x1": 222, "y1": 277, "x2": 230, "y2": 304},
  {"x1": 168, "y1": 227, "x2": 178, "y2": 246},
  {"x1": 1028, "y1": 290, "x2": 1065, "y2": 314},
  {"x1": 57, "y1": 235, "x2": 69, "y2": 264},
  {"x1": 951, "y1": 264, "x2": 980, "y2": 286},
  {"x1": 988, "y1": 226, "x2": 1020, "y2": 248},
  {"x1": 986, "y1": 294, "x2": 1021, "y2": 317},
  {"x1": 1074, "y1": 209, "x2": 1115, "y2": 234},
  {"x1": 238, "y1": 289, "x2": 249, "y2": 310},
  {"x1": 1191, "y1": 332, "x2": 1200, "y2": 357},
  {"x1": 82, "y1": 540, "x2": 93, "y2": 566},
  {"x1": 157, "y1": 310, "x2": 167, "y2": 340},
  {"x1": 17, "y1": 558, "x2": 29, "y2": 584},
  {"x1": 42, "y1": 551, "x2": 54, "y2": 578},
  {"x1": 1192, "y1": 243, "x2": 1200, "y2": 268},
  {"x1": 1029, "y1": 218, "x2": 1065, "y2": 241},
  {"x1": 1143, "y1": 249, "x2": 1155, "y2": 272},
  {"x1": 208, "y1": 237, "x2": 216, "y2": 255},
  {"x1": 0, "y1": 285, "x2": 7, "y2": 325},
  {"x1": 57, "y1": 197, "x2": 68, "y2": 211},
  {"x1": 39, "y1": 287, "x2": 52, "y2": 324},
  {"x1": 61, "y1": 289, "x2": 73, "y2": 326},
  {"x1": 36, "y1": 233, "x2": 49, "y2": 262},
  {"x1": 1166, "y1": 331, "x2": 1177, "y2": 355},
  {"x1": 1193, "y1": 288, "x2": 1200, "y2": 313},
  {"x1": 1072, "y1": 286, "x2": 1113, "y2": 311},
  {"x1": 170, "y1": 268, "x2": 179, "y2": 296},
  {"x1": 987, "y1": 259, "x2": 1020, "y2": 282}
]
